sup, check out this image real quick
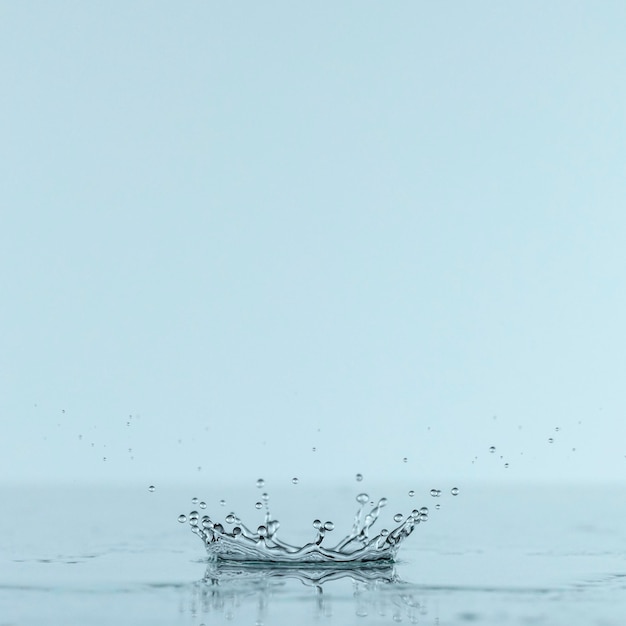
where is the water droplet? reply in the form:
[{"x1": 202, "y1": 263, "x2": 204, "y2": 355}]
[
  {"x1": 255, "y1": 501, "x2": 263, "y2": 509},
  {"x1": 225, "y1": 514, "x2": 235, "y2": 524},
  {"x1": 402, "y1": 457, "x2": 408, "y2": 463},
  {"x1": 312, "y1": 519, "x2": 322, "y2": 529},
  {"x1": 197, "y1": 466, "x2": 202, "y2": 472},
  {"x1": 261, "y1": 492, "x2": 269, "y2": 503},
  {"x1": 435, "y1": 504, "x2": 441, "y2": 510},
  {"x1": 555, "y1": 426, "x2": 560, "y2": 432},
  {"x1": 355, "y1": 473, "x2": 363, "y2": 482},
  {"x1": 232, "y1": 526, "x2": 242, "y2": 536},
  {"x1": 451, "y1": 487, "x2": 459, "y2": 496},
  {"x1": 257, "y1": 525, "x2": 267, "y2": 537},
  {"x1": 489, "y1": 446, "x2": 496, "y2": 453},
  {"x1": 430, "y1": 488, "x2": 440, "y2": 497},
  {"x1": 324, "y1": 521, "x2": 334, "y2": 531},
  {"x1": 380, "y1": 529, "x2": 389, "y2": 536},
  {"x1": 148, "y1": 485, "x2": 155, "y2": 492},
  {"x1": 191, "y1": 497, "x2": 199, "y2": 505},
  {"x1": 219, "y1": 499, "x2": 226, "y2": 507},
  {"x1": 393, "y1": 513, "x2": 404, "y2": 523},
  {"x1": 548, "y1": 437, "x2": 554, "y2": 444},
  {"x1": 102, "y1": 457, "x2": 107, "y2": 461},
  {"x1": 291, "y1": 477, "x2": 299, "y2": 485},
  {"x1": 312, "y1": 447, "x2": 316, "y2": 452},
  {"x1": 256, "y1": 478, "x2": 265, "y2": 488},
  {"x1": 419, "y1": 507, "x2": 428, "y2": 515},
  {"x1": 408, "y1": 490, "x2": 415, "y2": 497},
  {"x1": 356, "y1": 493, "x2": 369, "y2": 504},
  {"x1": 504, "y1": 462, "x2": 509, "y2": 468},
  {"x1": 199, "y1": 501, "x2": 207, "y2": 509},
  {"x1": 572, "y1": 447, "x2": 577, "y2": 452},
  {"x1": 178, "y1": 514, "x2": 187, "y2": 523}
]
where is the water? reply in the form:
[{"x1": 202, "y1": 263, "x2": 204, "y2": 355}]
[{"x1": 2, "y1": 483, "x2": 626, "y2": 625}]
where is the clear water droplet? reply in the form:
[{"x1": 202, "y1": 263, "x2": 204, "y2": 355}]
[
  {"x1": 324, "y1": 521, "x2": 334, "y2": 531},
  {"x1": 191, "y1": 497, "x2": 199, "y2": 505},
  {"x1": 548, "y1": 437, "x2": 554, "y2": 443},
  {"x1": 451, "y1": 487, "x2": 459, "y2": 496},
  {"x1": 356, "y1": 493, "x2": 369, "y2": 504},
  {"x1": 232, "y1": 526, "x2": 242, "y2": 536},
  {"x1": 219, "y1": 499, "x2": 226, "y2": 507},
  {"x1": 257, "y1": 525, "x2": 267, "y2": 537},
  {"x1": 489, "y1": 446, "x2": 496, "y2": 453},
  {"x1": 555, "y1": 426, "x2": 560, "y2": 432},
  {"x1": 393, "y1": 513, "x2": 403, "y2": 523},
  {"x1": 504, "y1": 462, "x2": 510, "y2": 468},
  {"x1": 261, "y1": 492, "x2": 269, "y2": 503},
  {"x1": 419, "y1": 507, "x2": 428, "y2": 515},
  {"x1": 225, "y1": 514, "x2": 235, "y2": 524},
  {"x1": 312, "y1": 519, "x2": 322, "y2": 529},
  {"x1": 178, "y1": 514, "x2": 187, "y2": 523},
  {"x1": 430, "y1": 488, "x2": 438, "y2": 497},
  {"x1": 402, "y1": 457, "x2": 408, "y2": 463},
  {"x1": 291, "y1": 477, "x2": 299, "y2": 485},
  {"x1": 255, "y1": 501, "x2": 263, "y2": 509},
  {"x1": 256, "y1": 478, "x2": 265, "y2": 488},
  {"x1": 102, "y1": 457, "x2": 107, "y2": 461},
  {"x1": 148, "y1": 485, "x2": 155, "y2": 492},
  {"x1": 312, "y1": 447, "x2": 316, "y2": 452},
  {"x1": 435, "y1": 504, "x2": 441, "y2": 510},
  {"x1": 355, "y1": 473, "x2": 363, "y2": 482},
  {"x1": 408, "y1": 490, "x2": 415, "y2": 497}
]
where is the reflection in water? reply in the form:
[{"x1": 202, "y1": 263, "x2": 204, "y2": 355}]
[{"x1": 187, "y1": 562, "x2": 434, "y2": 624}]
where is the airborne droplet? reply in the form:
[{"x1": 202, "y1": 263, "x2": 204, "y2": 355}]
[
  {"x1": 393, "y1": 513, "x2": 404, "y2": 523},
  {"x1": 177, "y1": 514, "x2": 187, "y2": 523},
  {"x1": 451, "y1": 487, "x2": 459, "y2": 496},
  {"x1": 255, "y1": 501, "x2": 263, "y2": 509},
  {"x1": 148, "y1": 485, "x2": 155, "y2": 493},
  {"x1": 256, "y1": 478, "x2": 265, "y2": 488},
  {"x1": 355, "y1": 473, "x2": 363, "y2": 482}
]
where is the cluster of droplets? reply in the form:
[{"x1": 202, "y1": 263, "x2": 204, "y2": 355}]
[{"x1": 178, "y1": 478, "x2": 430, "y2": 564}]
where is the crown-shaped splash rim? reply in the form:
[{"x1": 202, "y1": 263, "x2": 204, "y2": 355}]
[{"x1": 180, "y1": 492, "x2": 429, "y2": 564}]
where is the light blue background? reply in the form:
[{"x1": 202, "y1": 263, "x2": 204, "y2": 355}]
[{"x1": 1, "y1": 2, "x2": 625, "y2": 485}]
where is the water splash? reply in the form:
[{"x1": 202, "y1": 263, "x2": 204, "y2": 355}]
[{"x1": 180, "y1": 492, "x2": 428, "y2": 564}]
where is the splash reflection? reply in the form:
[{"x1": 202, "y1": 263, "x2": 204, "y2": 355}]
[{"x1": 187, "y1": 562, "x2": 433, "y2": 624}]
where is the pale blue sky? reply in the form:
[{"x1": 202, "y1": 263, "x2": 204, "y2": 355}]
[{"x1": 1, "y1": 2, "x2": 625, "y2": 485}]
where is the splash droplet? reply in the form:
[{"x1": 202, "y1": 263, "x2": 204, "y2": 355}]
[
  {"x1": 548, "y1": 438, "x2": 554, "y2": 444},
  {"x1": 199, "y1": 501, "x2": 207, "y2": 509},
  {"x1": 148, "y1": 485, "x2": 155, "y2": 493},
  {"x1": 355, "y1": 473, "x2": 363, "y2": 482},
  {"x1": 408, "y1": 490, "x2": 415, "y2": 497},
  {"x1": 489, "y1": 446, "x2": 496, "y2": 453},
  {"x1": 255, "y1": 501, "x2": 263, "y2": 509},
  {"x1": 178, "y1": 514, "x2": 187, "y2": 523},
  {"x1": 324, "y1": 521, "x2": 334, "y2": 531},
  {"x1": 192, "y1": 497, "x2": 199, "y2": 505},
  {"x1": 435, "y1": 504, "x2": 441, "y2": 510},
  {"x1": 291, "y1": 477, "x2": 299, "y2": 485},
  {"x1": 402, "y1": 457, "x2": 408, "y2": 463},
  {"x1": 451, "y1": 487, "x2": 459, "y2": 496},
  {"x1": 219, "y1": 499, "x2": 226, "y2": 507},
  {"x1": 393, "y1": 513, "x2": 404, "y2": 523},
  {"x1": 256, "y1": 478, "x2": 265, "y2": 488},
  {"x1": 225, "y1": 514, "x2": 235, "y2": 524},
  {"x1": 356, "y1": 493, "x2": 369, "y2": 504}
]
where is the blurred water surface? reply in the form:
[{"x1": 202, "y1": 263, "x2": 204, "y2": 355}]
[{"x1": 1, "y1": 483, "x2": 625, "y2": 625}]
